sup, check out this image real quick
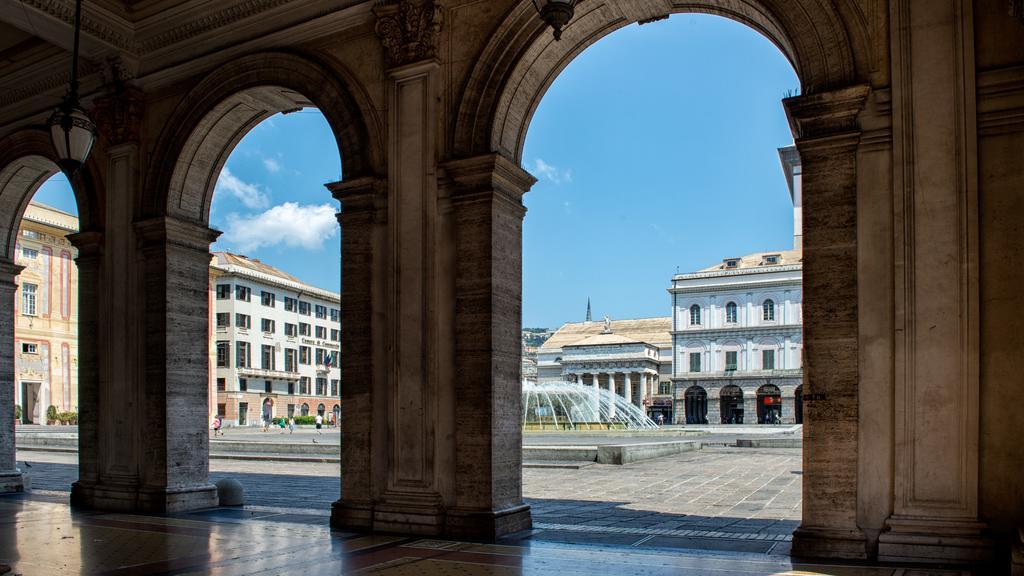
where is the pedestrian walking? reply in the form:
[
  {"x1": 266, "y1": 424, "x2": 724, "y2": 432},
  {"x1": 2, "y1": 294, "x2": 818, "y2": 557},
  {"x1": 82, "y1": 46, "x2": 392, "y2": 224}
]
[
  {"x1": 212, "y1": 415, "x2": 222, "y2": 437},
  {"x1": 315, "y1": 413, "x2": 323, "y2": 434},
  {"x1": 288, "y1": 417, "x2": 296, "y2": 434}
]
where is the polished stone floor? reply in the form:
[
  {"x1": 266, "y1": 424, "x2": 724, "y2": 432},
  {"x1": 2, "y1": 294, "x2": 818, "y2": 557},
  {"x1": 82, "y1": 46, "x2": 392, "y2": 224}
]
[{"x1": 0, "y1": 493, "x2": 975, "y2": 575}]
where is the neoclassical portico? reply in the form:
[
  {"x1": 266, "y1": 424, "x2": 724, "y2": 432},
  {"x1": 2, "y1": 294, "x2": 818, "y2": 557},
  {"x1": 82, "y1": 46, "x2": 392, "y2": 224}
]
[{"x1": 0, "y1": 0, "x2": 1021, "y2": 567}]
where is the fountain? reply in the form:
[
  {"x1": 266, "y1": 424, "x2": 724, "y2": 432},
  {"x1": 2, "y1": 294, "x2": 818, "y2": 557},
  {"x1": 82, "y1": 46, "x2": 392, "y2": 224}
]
[{"x1": 522, "y1": 380, "x2": 659, "y2": 430}]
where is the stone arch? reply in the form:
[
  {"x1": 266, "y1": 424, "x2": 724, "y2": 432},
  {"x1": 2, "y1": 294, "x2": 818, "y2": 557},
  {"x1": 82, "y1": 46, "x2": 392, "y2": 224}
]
[
  {"x1": 452, "y1": 0, "x2": 865, "y2": 162},
  {"x1": 0, "y1": 128, "x2": 100, "y2": 260},
  {"x1": 144, "y1": 51, "x2": 383, "y2": 223}
]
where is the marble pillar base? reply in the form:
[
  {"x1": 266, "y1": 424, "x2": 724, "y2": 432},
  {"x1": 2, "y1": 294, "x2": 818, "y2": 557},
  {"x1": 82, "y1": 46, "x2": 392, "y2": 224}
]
[
  {"x1": 0, "y1": 472, "x2": 24, "y2": 494},
  {"x1": 878, "y1": 517, "x2": 993, "y2": 564},
  {"x1": 791, "y1": 526, "x2": 867, "y2": 560},
  {"x1": 332, "y1": 499, "x2": 532, "y2": 540},
  {"x1": 445, "y1": 504, "x2": 532, "y2": 540},
  {"x1": 71, "y1": 480, "x2": 218, "y2": 513}
]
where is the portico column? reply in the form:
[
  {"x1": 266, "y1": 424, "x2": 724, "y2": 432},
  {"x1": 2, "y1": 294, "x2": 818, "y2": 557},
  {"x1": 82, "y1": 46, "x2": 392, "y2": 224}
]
[
  {"x1": 784, "y1": 85, "x2": 871, "y2": 558},
  {"x1": 443, "y1": 153, "x2": 535, "y2": 537},
  {"x1": 590, "y1": 373, "x2": 600, "y2": 419},
  {"x1": 605, "y1": 373, "x2": 615, "y2": 419},
  {"x1": 0, "y1": 260, "x2": 25, "y2": 493}
]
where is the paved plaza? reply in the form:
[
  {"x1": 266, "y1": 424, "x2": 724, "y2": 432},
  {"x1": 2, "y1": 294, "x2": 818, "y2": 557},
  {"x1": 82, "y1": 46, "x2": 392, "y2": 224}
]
[{"x1": 15, "y1": 445, "x2": 801, "y2": 555}]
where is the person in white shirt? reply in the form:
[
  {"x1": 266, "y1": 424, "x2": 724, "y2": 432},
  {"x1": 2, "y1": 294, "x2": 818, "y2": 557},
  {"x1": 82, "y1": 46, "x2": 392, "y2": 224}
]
[{"x1": 315, "y1": 413, "x2": 323, "y2": 434}]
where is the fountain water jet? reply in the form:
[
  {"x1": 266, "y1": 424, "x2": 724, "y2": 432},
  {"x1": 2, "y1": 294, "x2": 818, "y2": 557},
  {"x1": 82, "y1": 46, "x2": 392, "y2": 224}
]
[{"x1": 522, "y1": 380, "x2": 659, "y2": 430}]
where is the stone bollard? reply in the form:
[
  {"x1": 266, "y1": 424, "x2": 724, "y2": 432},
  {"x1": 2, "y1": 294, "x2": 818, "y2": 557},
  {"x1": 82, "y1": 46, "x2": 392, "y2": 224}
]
[{"x1": 215, "y1": 478, "x2": 244, "y2": 506}]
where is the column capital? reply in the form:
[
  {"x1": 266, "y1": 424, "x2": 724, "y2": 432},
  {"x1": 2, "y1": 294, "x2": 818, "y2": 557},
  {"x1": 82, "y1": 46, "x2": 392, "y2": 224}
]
[
  {"x1": 92, "y1": 86, "x2": 145, "y2": 146},
  {"x1": 326, "y1": 176, "x2": 387, "y2": 218},
  {"x1": 134, "y1": 216, "x2": 221, "y2": 254},
  {"x1": 783, "y1": 85, "x2": 871, "y2": 141},
  {"x1": 441, "y1": 153, "x2": 537, "y2": 205},
  {"x1": 67, "y1": 230, "x2": 105, "y2": 263},
  {"x1": 373, "y1": 0, "x2": 443, "y2": 69},
  {"x1": 0, "y1": 258, "x2": 24, "y2": 285}
]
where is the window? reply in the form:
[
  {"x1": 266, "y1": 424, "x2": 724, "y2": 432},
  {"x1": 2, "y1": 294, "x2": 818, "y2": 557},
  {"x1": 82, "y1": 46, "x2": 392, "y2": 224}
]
[
  {"x1": 216, "y1": 378, "x2": 226, "y2": 391},
  {"x1": 261, "y1": 318, "x2": 275, "y2": 333},
  {"x1": 299, "y1": 323, "x2": 311, "y2": 336},
  {"x1": 299, "y1": 346, "x2": 311, "y2": 365},
  {"x1": 330, "y1": 308, "x2": 340, "y2": 322},
  {"x1": 261, "y1": 291, "x2": 275, "y2": 307},
  {"x1": 301, "y1": 402, "x2": 309, "y2": 416},
  {"x1": 285, "y1": 323, "x2": 297, "y2": 337},
  {"x1": 331, "y1": 379, "x2": 339, "y2": 396},
  {"x1": 724, "y1": 258, "x2": 740, "y2": 269},
  {"x1": 21, "y1": 283, "x2": 37, "y2": 316},
  {"x1": 284, "y1": 349, "x2": 297, "y2": 372},
  {"x1": 21, "y1": 343, "x2": 37, "y2": 354},
  {"x1": 330, "y1": 329, "x2": 340, "y2": 342},
  {"x1": 216, "y1": 313, "x2": 230, "y2": 328},
  {"x1": 763, "y1": 299, "x2": 775, "y2": 322},
  {"x1": 762, "y1": 349, "x2": 775, "y2": 370},
  {"x1": 762, "y1": 254, "x2": 780, "y2": 265},
  {"x1": 284, "y1": 297, "x2": 297, "y2": 312},
  {"x1": 300, "y1": 377, "x2": 311, "y2": 395},
  {"x1": 298, "y1": 301, "x2": 311, "y2": 316},
  {"x1": 21, "y1": 247, "x2": 38, "y2": 259},
  {"x1": 22, "y1": 230, "x2": 40, "y2": 239},
  {"x1": 262, "y1": 345, "x2": 275, "y2": 370},
  {"x1": 216, "y1": 341, "x2": 230, "y2": 367},
  {"x1": 217, "y1": 403, "x2": 226, "y2": 418},
  {"x1": 265, "y1": 380, "x2": 272, "y2": 393},
  {"x1": 216, "y1": 284, "x2": 231, "y2": 299},
  {"x1": 316, "y1": 377, "x2": 327, "y2": 396},
  {"x1": 659, "y1": 381, "x2": 671, "y2": 395},
  {"x1": 725, "y1": 351, "x2": 738, "y2": 371},
  {"x1": 235, "y1": 285, "x2": 251, "y2": 301},
  {"x1": 689, "y1": 304, "x2": 701, "y2": 326},
  {"x1": 315, "y1": 304, "x2": 327, "y2": 319},
  {"x1": 236, "y1": 342, "x2": 250, "y2": 368},
  {"x1": 689, "y1": 352, "x2": 701, "y2": 373},
  {"x1": 288, "y1": 383, "x2": 295, "y2": 395},
  {"x1": 235, "y1": 314, "x2": 251, "y2": 329},
  {"x1": 725, "y1": 302, "x2": 738, "y2": 324},
  {"x1": 315, "y1": 326, "x2": 327, "y2": 339},
  {"x1": 239, "y1": 378, "x2": 248, "y2": 392},
  {"x1": 287, "y1": 403, "x2": 295, "y2": 417},
  {"x1": 315, "y1": 348, "x2": 327, "y2": 365}
]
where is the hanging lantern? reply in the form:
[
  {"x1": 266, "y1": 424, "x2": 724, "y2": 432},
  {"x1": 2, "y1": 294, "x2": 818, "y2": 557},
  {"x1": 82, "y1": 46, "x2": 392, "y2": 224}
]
[
  {"x1": 48, "y1": 0, "x2": 97, "y2": 175},
  {"x1": 532, "y1": 0, "x2": 578, "y2": 41}
]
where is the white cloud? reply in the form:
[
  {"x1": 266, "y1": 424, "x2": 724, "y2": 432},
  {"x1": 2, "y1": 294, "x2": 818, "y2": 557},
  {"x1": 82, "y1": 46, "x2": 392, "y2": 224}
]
[
  {"x1": 262, "y1": 157, "x2": 281, "y2": 173},
  {"x1": 215, "y1": 167, "x2": 270, "y2": 210},
  {"x1": 220, "y1": 203, "x2": 339, "y2": 252},
  {"x1": 533, "y1": 158, "x2": 573, "y2": 184}
]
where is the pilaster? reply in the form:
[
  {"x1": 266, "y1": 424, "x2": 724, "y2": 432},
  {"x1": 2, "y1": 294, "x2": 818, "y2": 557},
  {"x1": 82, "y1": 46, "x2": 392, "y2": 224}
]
[
  {"x1": 878, "y1": 0, "x2": 991, "y2": 563},
  {"x1": 0, "y1": 259, "x2": 25, "y2": 494},
  {"x1": 66, "y1": 230, "x2": 103, "y2": 491},
  {"x1": 441, "y1": 152, "x2": 536, "y2": 538},
  {"x1": 785, "y1": 83, "x2": 871, "y2": 560}
]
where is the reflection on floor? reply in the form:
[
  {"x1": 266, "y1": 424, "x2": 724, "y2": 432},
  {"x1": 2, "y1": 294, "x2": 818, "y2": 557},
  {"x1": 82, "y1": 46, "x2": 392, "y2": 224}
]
[{"x1": 0, "y1": 493, "x2": 976, "y2": 576}]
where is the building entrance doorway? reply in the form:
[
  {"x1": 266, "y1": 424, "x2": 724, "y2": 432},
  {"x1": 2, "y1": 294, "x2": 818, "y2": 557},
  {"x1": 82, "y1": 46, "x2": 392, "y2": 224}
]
[
  {"x1": 238, "y1": 402, "x2": 248, "y2": 426},
  {"x1": 757, "y1": 384, "x2": 782, "y2": 424},
  {"x1": 720, "y1": 385, "x2": 744, "y2": 424},
  {"x1": 20, "y1": 382, "x2": 41, "y2": 424},
  {"x1": 794, "y1": 385, "x2": 804, "y2": 424},
  {"x1": 684, "y1": 386, "x2": 708, "y2": 424}
]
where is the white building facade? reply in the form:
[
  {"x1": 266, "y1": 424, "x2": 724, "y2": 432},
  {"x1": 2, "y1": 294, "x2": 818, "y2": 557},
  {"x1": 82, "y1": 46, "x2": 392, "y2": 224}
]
[
  {"x1": 211, "y1": 252, "x2": 341, "y2": 426},
  {"x1": 669, "y1": 253, "x2": 803, "y2": 424}
]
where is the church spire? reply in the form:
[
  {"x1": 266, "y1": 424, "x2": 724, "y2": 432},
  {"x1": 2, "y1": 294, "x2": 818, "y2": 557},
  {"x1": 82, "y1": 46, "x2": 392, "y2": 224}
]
[{"x1": 586, "y1": 297, "x2": 592, "y2": 323}]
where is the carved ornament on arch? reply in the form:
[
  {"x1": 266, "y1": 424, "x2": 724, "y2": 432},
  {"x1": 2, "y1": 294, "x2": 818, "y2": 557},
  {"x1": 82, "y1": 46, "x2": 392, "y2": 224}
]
[
  {"x1": 373, "y1": 0, "x2": 444, "y2": 68},
  {"x1": 91, "y1": 86, "x2": 145, "y2": 145}
]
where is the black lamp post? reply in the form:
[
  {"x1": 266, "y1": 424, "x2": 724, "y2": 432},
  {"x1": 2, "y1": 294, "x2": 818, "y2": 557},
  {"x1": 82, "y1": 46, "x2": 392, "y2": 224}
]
[
  {"x1": 47, "y1": 0, "x2": 97, "y2": 175},
  {"x1": 532, "y1": 0, "x2": 578, "y2": 41}
]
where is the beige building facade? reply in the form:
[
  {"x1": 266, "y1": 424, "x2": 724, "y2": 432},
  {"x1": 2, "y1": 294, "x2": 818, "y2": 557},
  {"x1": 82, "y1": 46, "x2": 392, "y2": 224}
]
[
  {"x1": 0, "y1": 0, "x2": 1021, "y2": 567},
  {"x1": 13, "y1": 202, "x2": 78, "y2": 424}
]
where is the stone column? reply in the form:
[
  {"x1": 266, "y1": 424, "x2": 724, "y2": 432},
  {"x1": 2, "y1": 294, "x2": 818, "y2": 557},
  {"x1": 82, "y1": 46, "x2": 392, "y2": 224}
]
[
  {"x1": 781, "y1": 394, "x2": 795, "y2": 424},
  {"x1": 0, "y1": 260, "x2": 24, "y2": 493},
  {"x1": 784, "y1": 84, "x2": 871, "y2": 558},
  {"x1": 707, "y1": 389, "x2": 722, "y2": 425},
  {"x1": 743, "y1": 391, "x2": 757, "y2": 425},
  {"x1": 590, "y1": 373, "x2": 600, "y2": 419},
  {"x1": 329, "y1": 176, "x2": 385, "y2": 532},
  {"x1": 442, "y1": 153, "x2": 535, "y2": 538},
  {"x1": 66, "y1": 231, "x2": 102, "y2": 494},
  {"x1": 878, "y1": 0, "x2": 990, "y2": 563},
  {"x1": 624, "y1": 374, "x2": 632, "y2": 409},
  {"x1": 605, "y1": 374, "x2": 616, "y2": 419}
]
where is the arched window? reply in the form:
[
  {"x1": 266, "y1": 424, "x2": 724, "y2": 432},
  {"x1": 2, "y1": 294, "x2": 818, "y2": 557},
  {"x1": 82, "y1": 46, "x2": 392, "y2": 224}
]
[
  {"x1": 300, "y1": 403, "x2": 309, "y2": 416},
  {"x1": 317, "y1": 403, "x2": 326, "y2": 416},
  {"x1": 689, "y1": 304, "x2": 701, "y2": 326},
  {"x1": 725, "y1": 301, "x2": 738, "y2": 323},
  {"x1": 762, "y1": 299, "x2": 775, "y2": 322}
]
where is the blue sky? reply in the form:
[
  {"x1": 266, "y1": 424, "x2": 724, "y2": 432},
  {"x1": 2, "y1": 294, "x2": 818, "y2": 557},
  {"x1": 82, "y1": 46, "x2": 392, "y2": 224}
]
[{"x1": 32, "y1": 13, "x2": 798, "y2": 329}]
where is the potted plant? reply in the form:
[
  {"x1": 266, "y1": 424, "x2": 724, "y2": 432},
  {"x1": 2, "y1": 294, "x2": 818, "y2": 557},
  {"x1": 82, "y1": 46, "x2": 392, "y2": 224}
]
[
  {"x1": 13, "y1": 405, "x2": 21, "y2": 425},
  {"x1": 46, "y1": 405, "x2": 58, "y2": 425}
]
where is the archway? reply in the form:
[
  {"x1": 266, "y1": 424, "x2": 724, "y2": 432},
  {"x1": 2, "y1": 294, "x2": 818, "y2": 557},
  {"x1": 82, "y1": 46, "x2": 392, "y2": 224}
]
[
  {"x1": 301, "y1": 403, "x2": 310, "y2": 417},
  {"x1": 757, "y1": 384, "x2": 783, "y2": 424},
  {"x1": 684, "y1": 386, "x2": 708, "y2": 425},
  {"x1": 455, "y1": 0, "x2": 871, "y2": 558},
  {"x1": 0, "y1": 128, "x2": 99, "y2": 496},
  {"x1": 720, "y1": 385, "x2": 745, "y2": 424}
]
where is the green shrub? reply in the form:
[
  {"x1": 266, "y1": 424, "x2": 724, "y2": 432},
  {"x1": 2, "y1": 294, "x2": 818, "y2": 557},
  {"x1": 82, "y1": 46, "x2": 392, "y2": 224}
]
[
  {"x1": 46, "y1": 405, "x2": 59, "y2": 422},
  {"x1": 57, "y1": 412, "x2": 78, "y2": 425},
  {"x1": 14, "y1": 405, "x2": 21, "y2": 421},
  {"x1": 293, "y1": 415, "x2": 318, "y2": 425}
]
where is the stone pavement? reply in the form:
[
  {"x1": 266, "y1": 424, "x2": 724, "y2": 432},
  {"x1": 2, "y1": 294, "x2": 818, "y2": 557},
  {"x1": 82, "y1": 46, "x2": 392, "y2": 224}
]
[{"x1": 16, "y1": 447, "x2": 802, "y2": 553}]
